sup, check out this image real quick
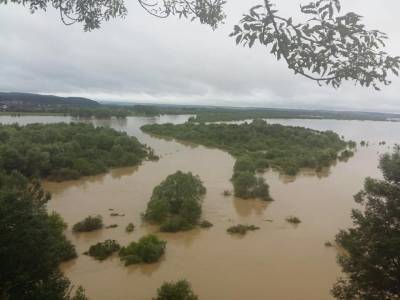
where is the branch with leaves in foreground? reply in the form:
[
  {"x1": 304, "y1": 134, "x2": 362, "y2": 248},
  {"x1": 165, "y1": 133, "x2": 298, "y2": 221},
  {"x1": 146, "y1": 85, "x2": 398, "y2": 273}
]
[
  {"x1": 0, "y1": 0, "x2": 226, "y2": 31},
  {"x1": 231, "y1": 0, "x2": 400, "y2": 90}
]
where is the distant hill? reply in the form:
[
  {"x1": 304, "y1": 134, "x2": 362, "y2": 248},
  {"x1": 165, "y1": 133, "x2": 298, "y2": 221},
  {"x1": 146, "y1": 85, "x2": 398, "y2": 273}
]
[{"x1": 0, "y1": 92, "x2": 99, "y2": 107}]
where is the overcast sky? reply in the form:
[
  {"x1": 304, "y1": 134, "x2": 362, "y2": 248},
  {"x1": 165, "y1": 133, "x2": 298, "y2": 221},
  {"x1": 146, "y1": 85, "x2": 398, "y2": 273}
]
[{"x1": 1, "y1": 0, "x2": 400, "y2": 112}]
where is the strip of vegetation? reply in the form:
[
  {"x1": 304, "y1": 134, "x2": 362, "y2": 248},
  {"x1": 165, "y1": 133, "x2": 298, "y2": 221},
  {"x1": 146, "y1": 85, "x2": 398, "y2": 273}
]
[
  {"x1": 0, "y1": 122, "x2": 156, "y2": 182},
  {"x1": 119, "y1": 234, "x2": 166, "y2": 265},
  {"x1": 142, "y1": 120, "x2": 351, "y2": 199},
  {"x1": 227, "y1": 224, "x2": 260, "y2": 235},
  {"x1": 143, "y1": 171, "x2": 206, "y2": 232},
  {"x1": 72, "y1": 215, "x2": 103, "y2": 232},
  {"x1": 154, "y1": 280, "x2": 198, "y2": 300},
  {"x1": 188, "y1": 107, "x2": 400, "y2": 123},
  {"x1": 84, "y1": 240, "x2": 121, "y2": 261}
]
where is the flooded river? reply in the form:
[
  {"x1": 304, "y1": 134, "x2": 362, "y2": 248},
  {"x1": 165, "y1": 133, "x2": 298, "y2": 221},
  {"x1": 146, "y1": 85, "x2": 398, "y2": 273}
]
[{"x1": 1, "y1": 115, "x2": 399, "y2": 300}]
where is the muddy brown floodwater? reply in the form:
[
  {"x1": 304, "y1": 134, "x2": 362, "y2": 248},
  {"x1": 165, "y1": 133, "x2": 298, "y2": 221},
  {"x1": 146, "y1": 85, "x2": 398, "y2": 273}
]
[{"x1": 1, "y1": 115, "x2": 400, "y2": 300}]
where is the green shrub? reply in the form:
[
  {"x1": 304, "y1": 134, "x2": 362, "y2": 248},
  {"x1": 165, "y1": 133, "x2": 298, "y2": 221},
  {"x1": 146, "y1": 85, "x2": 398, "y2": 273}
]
[
  {"x1": 232, "y1": 172, "x2": 271, "y2": 201},
  {"x1": 160, "y1": 216, "x2": 193, "y2": 233},
  {"x1": 154, "y1": 280, "x2": 198, "y2": 300},
  {"x1": 227, "y1": 224, "x2": 260, "y2": 235},
  {"x1": 106, "y1": 224, "x2": 118, "y2": 229},
  {"x1": 199, "y1": 220, "x2": 213, "y2": 228},
  {"x1": 126, "y1": 223, "x2": 135, "y2": 233},
  {"x1": 85, "y1": 240, "x2": 120, "y2": 261},
  {"x1": 72, "y1": 215, "x2": 103, "y2": 232},
  {"x1": 119, "y1": 234, "x2": 166, "y2": 265},
  {"x1": 286, "y1": 216, "x2": 301, "y2": 224}
]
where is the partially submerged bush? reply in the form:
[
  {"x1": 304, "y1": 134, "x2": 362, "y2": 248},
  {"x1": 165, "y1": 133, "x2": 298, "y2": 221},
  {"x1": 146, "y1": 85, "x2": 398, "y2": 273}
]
[
  {"x1": 106, "y1": 224, "x2": 118, "y2": 229},
  {"x1": 119, "y1": 234, "x2": 166, "y2": 265},
  {"x1": 84, "y1": 239, "x2": 121, "y2": 261},
  {"x1": 160, "y1": 216, "x2": 194, "y2": 233},
  {"x1": 286, "y1": 216, "x2": 301, "y2": 224},
  {"x1": 231, "y1": 172, "x2": 271, "y2": 201},
  {"x1": 154, "y1": 280, "x2": 198, "y2": 300},
  {"x1": 126, "y1": 223, "x2": 135, "y2": 233},
  {"x1": 144, "y1": 171, "x2": 206, "y2": 232},
  {"x1": 72, "y1": 215, "x2": 103, "y2": 232},
  {"x1": 338, "y1": 150, "x2": 354, "y2": 161},
  {"x1": 199, "y1": 220, "x2": 213, "y2": 228},
  {"x1": 223, "y1": 190, "x2": 232, "y2": 196},
  {"x1": 110, "y1": 213, "x2": 125, "y2": 217},
  {"x1": 227, "y1": 224, "x2": 260, "y2": 235}
]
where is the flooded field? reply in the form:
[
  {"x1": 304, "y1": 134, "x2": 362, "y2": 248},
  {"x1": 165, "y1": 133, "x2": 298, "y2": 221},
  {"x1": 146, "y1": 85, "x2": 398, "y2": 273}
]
[{"x1": 1, "y1": 115, "x2": 399, "y2": 300}]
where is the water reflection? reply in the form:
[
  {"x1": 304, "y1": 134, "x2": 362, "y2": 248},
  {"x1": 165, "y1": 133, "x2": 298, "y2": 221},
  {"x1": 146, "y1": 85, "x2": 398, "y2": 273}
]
[
  {"x1": 125, "y1": 259, "x2": 164, "y2": 277},
  {"x1": 109, "y1": 166, "x2": 139, "y2": 179},
  {"x1": 233, "y1": 198, "x2": 269, "y2": 217}
]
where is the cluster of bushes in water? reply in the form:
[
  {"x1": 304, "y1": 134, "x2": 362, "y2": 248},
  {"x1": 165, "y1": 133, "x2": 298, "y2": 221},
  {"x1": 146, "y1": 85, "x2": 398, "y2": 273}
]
[
  {"x1": 227, "y1": 224, "x2": 260, "y2": 235},
  {"x1": 143, "y1": 171, "x2": 206, "y2": 232},
  {"x1": 155, "y1": 280, "x2": 198, "y2": 300},
  {"x1": 73, "y1": 215, "x2": 104, "y2": 232},
  {"x1": 85, "y1": 235, "x2": 166, "y2": 265},
  {"x1": 84, "y1": 239, "x2": 121, "y2": 261},
  {"x1": 119, "y1": 234, "x2": 166, "y2": 265},
  {"x1": 0, "y1": 123, "x2": 156, "y2": 181},
  {"x1": 142, "y1": 120, "x2": 353, "y2": 199}
]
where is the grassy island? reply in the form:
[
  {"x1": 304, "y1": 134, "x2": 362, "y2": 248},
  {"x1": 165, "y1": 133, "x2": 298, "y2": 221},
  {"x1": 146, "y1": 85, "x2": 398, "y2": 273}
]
[
  {"x1": 142, "y1": 120, "x2": 351, "y2": 199},
  {"x1": 143, "y1": 171, "x2": 206, "y2": 232},
  {"x1": 0, "y1": 122, "x2": 156, "y2": 181}
]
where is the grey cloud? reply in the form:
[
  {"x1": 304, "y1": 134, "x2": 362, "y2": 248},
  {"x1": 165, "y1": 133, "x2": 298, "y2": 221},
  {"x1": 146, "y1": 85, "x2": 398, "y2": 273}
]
[{"x1": 0, "y1": 0, "x2": 400, "y2": 112}]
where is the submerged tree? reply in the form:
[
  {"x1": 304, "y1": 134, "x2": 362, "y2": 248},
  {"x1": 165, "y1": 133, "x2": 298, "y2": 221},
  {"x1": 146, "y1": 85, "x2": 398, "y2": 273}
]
[
  {"x1": 332, "y1": 146, "x2": 400, "y2": 299},
  {"x1": 143, "y1": 171, "x2": 206, "y2": 232},
  {"x1": 2, "y1": 0, "x2": 398, "y2": 89}
]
